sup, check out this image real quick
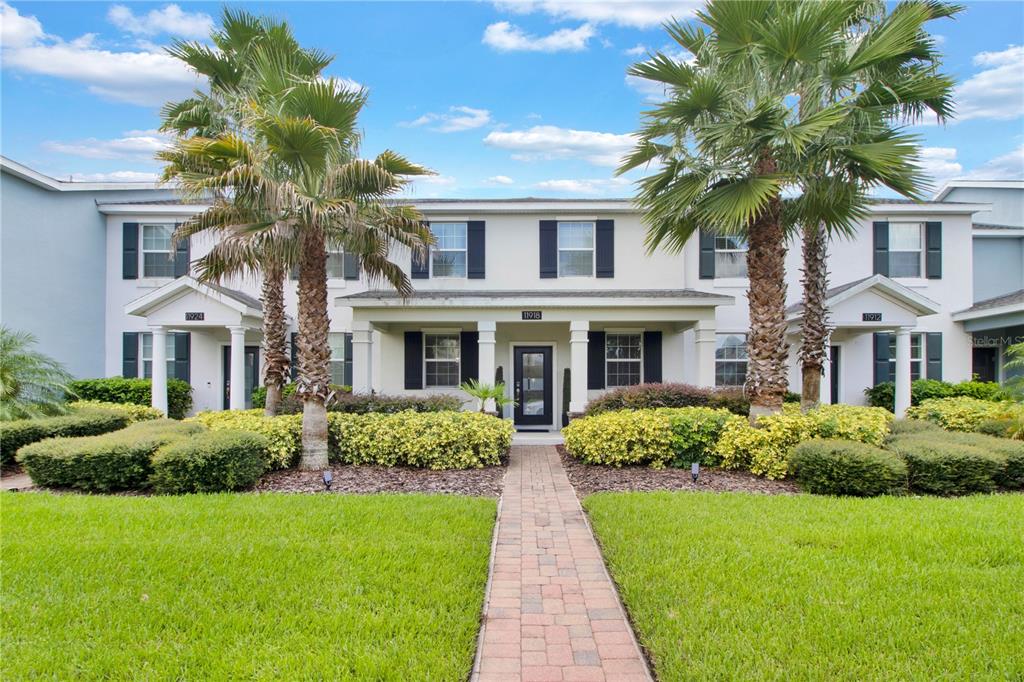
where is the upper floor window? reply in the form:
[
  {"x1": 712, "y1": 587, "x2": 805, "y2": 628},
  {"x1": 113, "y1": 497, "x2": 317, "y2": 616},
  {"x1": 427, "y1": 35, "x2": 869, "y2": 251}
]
[
  {"x1": 424, "y1": 332, "x2": 460, "y2": 388},
  {"x1": 715, "y1": 333, "x2": 748, "y2": 387},
  {"x1": 558, "y1": 221, "x2": 594, "y2": 277},
  {"x1": 715, "y1": 236, "x2": 748, "y2": 278},
  {"x1": 142, "y1": 224, "x2": 175, "y2": 278},
  {"x1": 430, "y1": 223, "x2": 467, "y2": 277},
  {"x1": 290, "y1": 249, "x2": 345, "y2": 279},
  {"x1": 889, "y1": 223, "x2": 922, "y2": 278},
  {"x1": 606, "y1": 333, "x2": 642, "y2": 387}
]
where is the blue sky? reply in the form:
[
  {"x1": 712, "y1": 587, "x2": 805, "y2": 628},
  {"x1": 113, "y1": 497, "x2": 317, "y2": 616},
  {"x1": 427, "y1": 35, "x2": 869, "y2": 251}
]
[{"x1": 2, "y1": 1, "x2": 1022, "y2": 198}]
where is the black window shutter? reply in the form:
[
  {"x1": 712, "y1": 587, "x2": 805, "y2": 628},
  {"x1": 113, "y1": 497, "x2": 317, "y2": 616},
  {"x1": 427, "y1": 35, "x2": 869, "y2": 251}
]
[
  {"x1": 587, "y1": 331, "x2": 605, "y2": 390},
  {"x1": 925, "y1": 222, "x2": 942, "y2": 279},
  {"x1": 172, "y1": 332, "x2": 191, "y2": 383},
  {"x1": 467, "y1": 221, "x2": 486, "y2": 279},
  {"x1": 873, "y1": 332, "x2": 892, "y2": 386},
  {"x1": 343, "y1": 333, "x2": 353, "y2": 386},
  {"x1": 699, "y1": 228, "x2": 715, "y2": 279},
  {"x1": 343, "y1": 252, "x2": 360, "y2": 280},
  {"x1": 926, "y1": 332, "x2": 943, "y2": 380},
  {"x1": 460, "y1": 331, "x2": 479, "y2": 383},
  {"x1": 290, "y1": 332, "x2": 298, "y2": 381},
  {"x1": 643, "y1": 331, "x2": 663, "y2": 383},
  {"x1": 404, "y1": 331, "x2": 423, "y2": 389},
  {"x1": 412, "y1": 223, "x2": 430, "y2": 279},
  {"x1": 539, "y1": 220, "x2": 558, "y2": 278},
  {"x1": 873, "y1": 221, "x2": 889, "y2": 276},
  {"x1": 122, "y1": 223, "x2": 139, "y2": 280},
  {"x1": 122, "y1": 332, "x2": 139, "y2": 377},
  {"x1": 173, "y1": 225, "x2": 189, "y2": 278},
  {"x1": 595, "y1": 219, "x2": 614, "y2": 278}
]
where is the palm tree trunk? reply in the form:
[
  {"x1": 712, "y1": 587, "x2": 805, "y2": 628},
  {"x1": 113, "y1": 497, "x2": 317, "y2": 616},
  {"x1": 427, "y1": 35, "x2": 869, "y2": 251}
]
[
  {"x1": 744, "y1": 154, "x2": 789, "y2": 418},
  {"x1": 261, "y1": 261, "x2": 289, "y2": 416},
  {"x1": 799, "y1": 223, "x2": 829, "y2": 411},
  {"x1": 296, "y1": 229, "x2": 331, "y2": 470}
]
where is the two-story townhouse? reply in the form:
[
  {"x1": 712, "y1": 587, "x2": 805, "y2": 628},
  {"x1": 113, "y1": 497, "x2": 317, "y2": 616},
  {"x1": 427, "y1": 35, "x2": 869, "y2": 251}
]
[{"x1": 2, "y1": 158, "x2": 1006, "y2": 429}]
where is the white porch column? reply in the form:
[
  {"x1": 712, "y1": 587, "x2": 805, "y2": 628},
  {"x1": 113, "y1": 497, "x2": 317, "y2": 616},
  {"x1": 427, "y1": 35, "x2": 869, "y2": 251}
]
[
  {"x1": 694, "y1": 321, "x2": 717, "y2": 388},
  {"x1": 477, "y1": 321, "x2": 497, "y2": 412},
  {"x1": 150, "y1": 326, "x2": 168, "y2": 415},
  {"x1": 894, "y1": 328, "x2": 912, "y2": 418},
  {"x1": 228, "y1": 326, "x2": 247, "y2": 410},
  {"x1": 351, "y1": 321, "x2": 373, "y2": 394},
  {"x1": 569, "y1": 321, "x2": 589, "y2": 415}
]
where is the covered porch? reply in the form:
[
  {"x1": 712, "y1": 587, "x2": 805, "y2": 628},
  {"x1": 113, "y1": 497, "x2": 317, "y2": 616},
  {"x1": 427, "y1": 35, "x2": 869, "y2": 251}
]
[
  {"x1": 952, "y1": 289, "x2": 1024, "y2": 384},
  {"x1": 341, "y1": 289, "x2": 733, "y2": 430}
]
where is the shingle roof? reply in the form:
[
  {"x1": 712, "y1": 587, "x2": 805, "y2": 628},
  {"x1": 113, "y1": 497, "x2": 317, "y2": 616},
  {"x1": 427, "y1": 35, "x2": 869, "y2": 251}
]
[
  {"x1": 974, "y1": 222, "x2": 1023, "y2": 230},
  {"x1": 343, "y1": 288, "x2": 725, "y2": 300},
  {"x1": 956, "y1": 289, "x2": 1024, "y2": 315},
  {"x1": 205, "y1": 282, "x2": 262, "y2": 310}
]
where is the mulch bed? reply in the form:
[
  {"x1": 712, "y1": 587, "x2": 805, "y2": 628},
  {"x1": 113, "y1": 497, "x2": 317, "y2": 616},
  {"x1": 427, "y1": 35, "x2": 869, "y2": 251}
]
[
  {"x1": 558, "y1": 446, "x2": 799, "y2": 496},
  {"x1": 255, "y1": 462, "x2": 508, "y2": 497}
]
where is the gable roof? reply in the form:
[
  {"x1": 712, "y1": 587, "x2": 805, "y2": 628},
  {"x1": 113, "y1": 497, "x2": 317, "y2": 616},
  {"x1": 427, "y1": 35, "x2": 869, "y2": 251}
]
[
  {"x1": 124, "y1": 277, "x2": 262, "y2": 318},
  {"x1": 1, "y1": 156, "x2": 161, "y2": 192},
  {"x1": 786, "y1": 274, "x2": 941, "y2": 320}
]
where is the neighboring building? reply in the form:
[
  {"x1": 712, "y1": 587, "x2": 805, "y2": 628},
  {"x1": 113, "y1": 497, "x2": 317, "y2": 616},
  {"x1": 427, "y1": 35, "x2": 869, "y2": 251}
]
[
  {"x1": 3, "y1": 157, "x2": 1013, "y2": 429},
  {"x1": 936, "y1": 180, "x2": 1024, "y2": 384}
]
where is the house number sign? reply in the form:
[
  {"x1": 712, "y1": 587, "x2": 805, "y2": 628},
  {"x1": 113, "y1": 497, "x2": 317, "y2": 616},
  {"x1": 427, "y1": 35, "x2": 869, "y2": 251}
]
[
  {"x1": 862, "y1": 312, "x2": 882, "y2": 322},
  {"x1": 185, "y1": 312, "x2": 205, "y2": 321},
  {"x1": 521, "y1": 310, "x2": 542, "y2": 320}
]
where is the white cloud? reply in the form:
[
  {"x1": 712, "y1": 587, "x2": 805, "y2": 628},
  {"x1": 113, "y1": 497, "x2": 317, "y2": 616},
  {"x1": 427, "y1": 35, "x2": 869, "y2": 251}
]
[
  {"x1": 534, "y1": 176, "x2": 632, "y2": 195},
  {"x1": 405, "y1": 174, "x2": 458, "y2": 198},
  {"x1": 107, "y1": 4, "x2": 213, "y2": 39},
  {"x1": 486, "y1": 175, "x2": 515, "y2": 185},
  {"x1": 494, "y1": 1, "x2": 699, "y2": 29},
  {"x1": 484, "y1": 125, "x2": 636, "y2": 166},
  {"x1": 966, "y1": 144, "x2": 1024, "y2": 180},
  {"x1": 402, "y1": 106, "x2": 492, "y2": 133},
  {"x1": 623, "y1": 44, "x2": 648, "y2": 56},
  {"x1": 43, "y1": 129, "x2": 171, "y2": 160},
  {"x1": 917, "y1": 147, "x2": 963, "y2": 188},
  {"x1": 0, "y1": 3, "x2": 203, "y2": 106},
  {"x1": 483, "y1": 21, "x2": 595, "y2": 52},
  {"x1": 955, "y1": 45, "x2": 1024, "y2": 122},
  {"x1": 68, "y1": 170, "x2": 160, "y2": 182}
]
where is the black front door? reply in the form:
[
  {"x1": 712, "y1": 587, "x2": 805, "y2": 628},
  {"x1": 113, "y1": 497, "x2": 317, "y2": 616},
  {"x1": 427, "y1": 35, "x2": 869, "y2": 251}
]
[
  {"x1": 972, "y1": 347, "x2": 998, "y2": 383},
  {"x1": 223, "y1": 345, "x2": 260, "y2": 409},
  {"x1": 829, "y1": 345, "x2": 840, "y2": 405},
  {"x1": 514, "y1": 346, "x2": 553, "y2": 427}
]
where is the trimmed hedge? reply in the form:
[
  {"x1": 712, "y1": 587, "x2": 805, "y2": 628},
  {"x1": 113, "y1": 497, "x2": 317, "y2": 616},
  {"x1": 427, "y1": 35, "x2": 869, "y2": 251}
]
[
  {"x1": 17, "y1": 420, "x2": 203, "y2": 492},
  {"x1": 273, "y1": 390, "x2": 463, "y2": 415},
  {"x1": 67, "y1": 377, "x2": 193, "y2": 419},
  {"x1": 905, "y1": 397, "x2": 1022, "y2": 433},
  {"x1": 329, "y1": 411, "x2": 513, "y2": 469},
  {"x1": 1, "y1": 410, "x2": 130, "y2": 465},
  {"x1": 188, "y1": 410, "x2": 301, "y2": 469},
  {"x1": 562, "y1": 407, "x2": 743, "y2": 468},
  {"x1": 914, "y1": 431, "x2": 1024, "y2": 490},
  {"x1": 974, "y1": 418, "x2": 1016, "y2": 439},
  {"x1": 151, "y1": 429, "x2": 270, "y2": 494},
  {"x1": 68, "y1": 400, "x2": 163, "y2": 423},
  {"x1": 865, "y1": 379, "x2": 1008, "y2": 411},
  {"x1": 789, "y1": 439, "x2": 908, "y2": 497},
  {"x1": 888, "y1": 435, "x2": 1003, "y2": 495},
  {"x1": 583, "y1": 383, "x2": 749, "y2": 417},
  {"x1": 888, "y1": 418, "x2": 943, "y2": 438}
]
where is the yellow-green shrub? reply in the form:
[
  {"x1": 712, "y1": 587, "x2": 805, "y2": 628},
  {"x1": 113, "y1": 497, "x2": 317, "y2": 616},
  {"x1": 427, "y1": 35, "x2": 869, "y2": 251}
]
[
  {"x1": 562, "y1": 407, "x2": 743, "y2": 468},
  {"x1": 188, "y1": 410, "x2": 301, "y2": 469},
  {"x1": 329, "y1": 411, "x2": 512, "y2": 469},
  {"x1": 68, "y1": 400, "x2": 162, "y2": 423},
  {"x1": 906, "y1": 397, "x2": 1022, "y2": 433}
]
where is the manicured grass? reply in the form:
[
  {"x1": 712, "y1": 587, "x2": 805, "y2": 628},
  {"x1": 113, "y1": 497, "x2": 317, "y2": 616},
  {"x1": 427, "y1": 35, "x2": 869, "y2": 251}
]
[
  {"x1": 584, "y1": 492, "x2": 1024, "y2": 680},
  {"x1": 2, "y1": 492, "x2": 496, "y2": 679}
]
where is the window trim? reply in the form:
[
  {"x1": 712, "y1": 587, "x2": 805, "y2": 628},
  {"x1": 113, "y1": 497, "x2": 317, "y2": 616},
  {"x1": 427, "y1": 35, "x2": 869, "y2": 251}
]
[
  {"x1": 423, "y1": 329, "x2": 462, "y2": 389},
  {"x1": 713, "y1": 235, "x2": 749, "y2": 279},
  {"x1": 888, "y1": 222, "x2": 924, "y2": 279},
  {"x1": 604, "y1": 329, "x2": 643, "y2": 388},
  {"x1": 141, "y1": 223, "x2": 175, "y2": 279},
  {"x1": 714, "y1": 332, "x2": 749, "y2": 388},
  {"x1": 429, "y1": 222, "x2": 469, "y2": 279},
  {"x1": 556, "y1": 221, "x2": 595, "y2": 278}
]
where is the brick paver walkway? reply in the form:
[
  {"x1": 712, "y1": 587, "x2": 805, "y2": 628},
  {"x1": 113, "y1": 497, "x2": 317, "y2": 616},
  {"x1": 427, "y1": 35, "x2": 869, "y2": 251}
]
[{"x1": 472, "y1": 445, "x2": 652, "y2": 682}]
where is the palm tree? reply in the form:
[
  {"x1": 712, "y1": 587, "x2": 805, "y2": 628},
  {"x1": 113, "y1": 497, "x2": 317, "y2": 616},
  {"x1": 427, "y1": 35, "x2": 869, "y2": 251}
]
[
  {"x1": 0, "y1": 327, "x2": 74, "y2": 421},
  {"x1": 621, "y1": 0, "x2": 957, "y2": 416}
]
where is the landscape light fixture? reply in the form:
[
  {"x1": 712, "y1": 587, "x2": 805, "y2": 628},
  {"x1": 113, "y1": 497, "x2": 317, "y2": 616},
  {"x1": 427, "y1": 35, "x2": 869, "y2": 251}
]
[
  {"x1": 691, "y1": 462, "x2": 700, "y2": 483},
  {"x1": 322, "y1": 470, "x2": 333, "y2": 491}
]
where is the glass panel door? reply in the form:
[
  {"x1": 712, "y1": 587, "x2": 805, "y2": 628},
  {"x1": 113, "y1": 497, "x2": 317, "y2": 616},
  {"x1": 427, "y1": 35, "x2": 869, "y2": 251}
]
[{"x1": 514, "y1": 346, "x2": 552, "y2": 427}]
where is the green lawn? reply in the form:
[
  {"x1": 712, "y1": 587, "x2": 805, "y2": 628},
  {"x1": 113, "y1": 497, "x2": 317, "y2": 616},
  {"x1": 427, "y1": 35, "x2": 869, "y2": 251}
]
[
  {"x1": 2, "y1": 492, "x2": 495, "y2": 680},
  {"x1": 585, "y1": 492, "x2": 1024, "y2": 681}
]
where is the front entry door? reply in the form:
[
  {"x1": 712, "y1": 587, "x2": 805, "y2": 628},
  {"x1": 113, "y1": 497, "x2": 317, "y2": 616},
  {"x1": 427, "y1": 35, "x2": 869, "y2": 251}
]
[
  {"x1": 223, "y1": 345, "x2": 260, "y2": 409},
  {"x1": 972, "y1": 347, "x2": 998, "y2": 383},
  {"x1": 514, "y1": 346, "x2": 553, "y2": 427}
]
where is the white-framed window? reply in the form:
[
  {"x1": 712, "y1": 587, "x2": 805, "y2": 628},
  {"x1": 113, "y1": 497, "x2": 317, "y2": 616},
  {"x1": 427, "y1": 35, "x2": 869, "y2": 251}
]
[
  {"x1": 889, "y1": 333, "x2": 924, "y2": 381},
  {"x1": 424, "y1": 332, "x2": 461, "y2": 388},
  {"x1": 606, "y1": 333, "x2": 642, "y2": 387},
  {"x1": 140, "y1": 332, "x2": 176, "y2": 379},
  {"x1": 889, "y1": 223, "x2": 923, "y2": 278},
  {"x1": 290, "y1": 249, "x2": 345, "y2": 279},
  {"x1": 430, "y1": 222, "x2": 467, "y2": 278},
  {"x1": 558, "y1": 221, "x2": 594, "y2": 277},
  {"x1": 715, "y1": 333, "x2": 748, "y2": 387},
  {"x1": 328, "y1": 332, "x2": 352, "y2": 386},
  {"x1": 142, "y1": 224, "x2": 175, "y2": 278},
  {"x1": 715, "y1": 235, "x2": 748, "y2": 278}
]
